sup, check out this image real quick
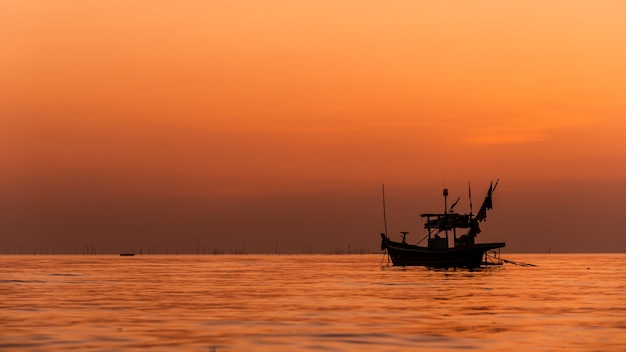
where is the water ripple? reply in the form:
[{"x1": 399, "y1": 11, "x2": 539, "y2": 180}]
[{"x1": 1, "y1": 254, "x2": 625, "y2": 351}]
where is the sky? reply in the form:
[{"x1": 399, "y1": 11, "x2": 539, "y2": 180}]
[{"x1": 1, "y1": 1, "x2": 625, "y2": 254}]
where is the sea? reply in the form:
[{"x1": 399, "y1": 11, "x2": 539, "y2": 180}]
[{"x1": 1, "y1": 254, "x2": 624, "y2": 351}]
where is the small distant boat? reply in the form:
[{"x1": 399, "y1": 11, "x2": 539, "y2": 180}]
[
  {"x1": 380, "y1": 180, "x2": 505, "y2": 268},
  {"x1": 120, "y1": 253, "x2": 135, "y2": 257}
]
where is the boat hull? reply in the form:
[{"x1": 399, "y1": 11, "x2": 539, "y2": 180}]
[{"x1": 381, "y1": 234, "x2": 505, "y2": 268}]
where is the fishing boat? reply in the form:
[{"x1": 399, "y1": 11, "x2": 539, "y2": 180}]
[{"x1": 380, "y1": 180, "x2": 505, "y2": 268}]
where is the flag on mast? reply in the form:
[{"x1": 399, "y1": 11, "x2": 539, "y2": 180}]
[
  {"x1": 449, "y1": 196, "x2": 461, "y2": 212},
  {"x1": 475, "y1": 182, "x2": 494, "y2": 222}
]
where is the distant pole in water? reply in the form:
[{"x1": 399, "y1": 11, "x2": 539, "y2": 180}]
[{"x1": 382, "y1": 183, "x2": 388, "y2": 236}]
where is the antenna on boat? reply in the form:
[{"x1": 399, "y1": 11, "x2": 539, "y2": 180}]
[
  {"x1": 468, "y1": 181, "x2": 473, "y2": 218},
  {"x1": 382, "y1": 183, "x2": 388, "y2": 236},
  {"x1": 443, "y1": 177, "x2": 448, "y2": 214}
]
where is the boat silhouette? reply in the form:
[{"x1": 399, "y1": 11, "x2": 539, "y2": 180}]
[{"x1": 380, "y1": 180, "x2": 505, "y2": 268}]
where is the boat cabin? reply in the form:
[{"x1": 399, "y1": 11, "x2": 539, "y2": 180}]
[{"x1": 421, "y1": 213, "x2": 478, "y2": 248}]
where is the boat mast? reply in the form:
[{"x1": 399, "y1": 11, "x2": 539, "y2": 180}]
[
  {"x1": 443, "y1": 187, "x2": 449, "y2": 244},
  {"x1": 382, "y1": 183, "x2": 388, "y2": 237},
  {"x1": 468, "y1": 181, "x2": 473, "y2": 219}
]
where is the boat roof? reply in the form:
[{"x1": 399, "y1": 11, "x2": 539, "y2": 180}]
[{"x1": 420, "y1": 213, "x2": 467, "y2": 217}]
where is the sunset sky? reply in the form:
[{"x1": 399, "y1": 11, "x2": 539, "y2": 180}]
[{"x1": 2, "y1": 1, "x2": 625, "y2": 254}]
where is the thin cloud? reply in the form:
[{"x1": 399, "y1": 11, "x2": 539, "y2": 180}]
[{"x1": 462, "y1": 113, "x2": 590, "y2": 145}]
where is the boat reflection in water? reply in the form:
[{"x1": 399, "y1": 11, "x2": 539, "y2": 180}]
[{"x1": 380, "y1": 180, "x2": 505, "y2": 268}]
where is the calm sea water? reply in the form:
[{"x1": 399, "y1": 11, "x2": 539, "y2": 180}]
[{"x1": 1, "y1": 254, "x2": 624, "y2": 351}]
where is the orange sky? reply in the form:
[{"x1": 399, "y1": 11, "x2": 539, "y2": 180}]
[{"x1": 1, "y1": 1, "x2": 625, "y2": 254}]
